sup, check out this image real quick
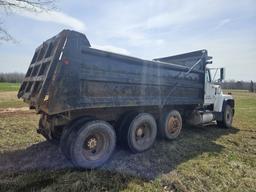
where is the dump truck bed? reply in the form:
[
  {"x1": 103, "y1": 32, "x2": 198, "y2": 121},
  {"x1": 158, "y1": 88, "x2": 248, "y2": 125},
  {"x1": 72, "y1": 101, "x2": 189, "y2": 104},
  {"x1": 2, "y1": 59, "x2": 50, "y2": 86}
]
[{"x1": 18, "y1": 30, "x2": 211, "y2": 115}]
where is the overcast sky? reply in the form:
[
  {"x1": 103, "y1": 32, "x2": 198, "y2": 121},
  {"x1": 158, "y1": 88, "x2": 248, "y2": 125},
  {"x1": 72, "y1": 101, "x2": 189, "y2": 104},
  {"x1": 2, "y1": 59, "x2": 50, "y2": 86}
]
[{"x1": 0, "y1": 0, "x2": 255, "y2": 81}]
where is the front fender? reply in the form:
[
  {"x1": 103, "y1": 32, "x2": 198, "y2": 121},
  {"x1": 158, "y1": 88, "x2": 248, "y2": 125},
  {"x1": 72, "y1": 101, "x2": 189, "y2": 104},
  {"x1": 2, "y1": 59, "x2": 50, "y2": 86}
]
[{"x1": 214, "y1": 94, "x2": 234, "y2": 113}]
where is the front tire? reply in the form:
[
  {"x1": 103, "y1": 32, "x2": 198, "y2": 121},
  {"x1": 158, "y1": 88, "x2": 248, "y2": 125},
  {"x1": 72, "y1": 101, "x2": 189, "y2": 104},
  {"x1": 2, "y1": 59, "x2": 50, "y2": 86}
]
[{"x1": 217, "y1": 104, "x2": 233, "y2": 128}]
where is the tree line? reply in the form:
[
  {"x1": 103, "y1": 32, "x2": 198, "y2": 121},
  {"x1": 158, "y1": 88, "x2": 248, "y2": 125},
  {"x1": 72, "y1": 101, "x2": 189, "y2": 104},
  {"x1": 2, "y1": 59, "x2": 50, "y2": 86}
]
[
  {"x1": 0, "y1": 72, "x2": 254, "y2": 92},
  {"x1": 0, "y1": 72, "x2": 25, "y2": 83},
  {"x1": 221, "y1": 80, "x2": 255, "y2": 91}
]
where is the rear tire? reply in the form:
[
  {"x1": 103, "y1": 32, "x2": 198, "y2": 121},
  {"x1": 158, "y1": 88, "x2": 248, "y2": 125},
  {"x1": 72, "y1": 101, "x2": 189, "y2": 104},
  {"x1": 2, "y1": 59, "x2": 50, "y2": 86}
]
[
  {"x1": 69, "y1": 120, "x2": 116, "y2": 168},
  {"x1": 160, "y1": 110, "x2": 182, "y2": 140},
  {"x1": 60, "y1": 117, "x2": 93, "y2": 160},
  {"x1": 122, "y1": 113, "x2": 157, "y2": 153},
  {"x1": 217, "y1": 104, "x2": 233, "y2": 128},
  {"x1": 117, "y1": 111, "x2": 138, "y2": 145}
]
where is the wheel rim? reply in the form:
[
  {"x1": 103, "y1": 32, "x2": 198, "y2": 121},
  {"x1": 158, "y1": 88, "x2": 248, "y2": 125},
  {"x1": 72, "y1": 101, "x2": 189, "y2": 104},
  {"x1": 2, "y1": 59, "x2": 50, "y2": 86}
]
[
  {"x1": 167, "y1": 116, "x2": 181, "y2": 134},
  {"x1": 82, "y1": 132, "x2": 108, "y2": 161},
  {"x1": 134, "y1": 122, "x2": 151, "y2": 145}
]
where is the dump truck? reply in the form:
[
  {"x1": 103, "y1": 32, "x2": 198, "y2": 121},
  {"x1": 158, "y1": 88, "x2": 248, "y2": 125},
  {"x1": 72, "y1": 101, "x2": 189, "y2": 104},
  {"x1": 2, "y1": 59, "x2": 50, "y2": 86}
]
[{"x1": 18, "y1": 30, "x2": 235, "y2": 168}]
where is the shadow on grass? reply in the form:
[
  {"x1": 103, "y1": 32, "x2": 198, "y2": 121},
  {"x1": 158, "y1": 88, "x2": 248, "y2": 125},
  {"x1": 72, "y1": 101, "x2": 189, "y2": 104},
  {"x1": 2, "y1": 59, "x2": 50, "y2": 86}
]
[{"x1": 0, "y1": 125, "x2": 239, "y2": 190}]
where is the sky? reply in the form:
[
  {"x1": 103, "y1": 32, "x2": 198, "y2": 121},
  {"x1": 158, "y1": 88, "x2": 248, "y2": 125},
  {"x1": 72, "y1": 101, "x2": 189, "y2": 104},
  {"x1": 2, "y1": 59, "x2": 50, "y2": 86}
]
[{"x1": 0, "y1": 0, "x2": 256, "y2": 81}]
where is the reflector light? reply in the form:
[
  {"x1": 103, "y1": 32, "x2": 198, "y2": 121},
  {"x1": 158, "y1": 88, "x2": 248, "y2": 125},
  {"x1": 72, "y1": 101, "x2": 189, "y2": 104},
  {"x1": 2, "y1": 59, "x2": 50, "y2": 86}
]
[{"x1": 63, "y1": 58, "x2": 70, "y2": 65}]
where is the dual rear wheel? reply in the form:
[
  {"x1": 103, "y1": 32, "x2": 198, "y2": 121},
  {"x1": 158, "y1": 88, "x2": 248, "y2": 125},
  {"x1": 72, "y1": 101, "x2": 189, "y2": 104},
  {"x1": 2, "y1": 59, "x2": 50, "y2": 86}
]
[
  {"x1": 60, "y1": 119, "x2": 116, "y2": 168},
  {"x1": 119, "y1": 113, "x2": 157, "y2": 153},
  {"x1": 60, "y1": 110, "x2": 183, "y2": 168}
]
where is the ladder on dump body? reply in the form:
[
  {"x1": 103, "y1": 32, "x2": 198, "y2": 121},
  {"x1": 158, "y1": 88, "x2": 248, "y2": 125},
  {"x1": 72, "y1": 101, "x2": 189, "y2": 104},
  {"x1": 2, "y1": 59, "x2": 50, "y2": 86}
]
[{"x1": 17, "y1": 31, "x2": 67, "y2": 108}]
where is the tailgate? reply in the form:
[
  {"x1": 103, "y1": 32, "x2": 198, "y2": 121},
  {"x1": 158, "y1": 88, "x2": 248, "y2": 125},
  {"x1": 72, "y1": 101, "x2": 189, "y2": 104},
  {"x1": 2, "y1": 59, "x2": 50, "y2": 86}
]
[{"x1": 17, "y1": 31, "x2": 68, "y2": 110}]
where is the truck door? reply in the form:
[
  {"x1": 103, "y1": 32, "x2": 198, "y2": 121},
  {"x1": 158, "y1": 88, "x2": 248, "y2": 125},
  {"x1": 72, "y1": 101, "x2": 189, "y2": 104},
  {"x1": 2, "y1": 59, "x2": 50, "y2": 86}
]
[{"x1": 204, "y1": 69, "x2": 216, "y2": 105}]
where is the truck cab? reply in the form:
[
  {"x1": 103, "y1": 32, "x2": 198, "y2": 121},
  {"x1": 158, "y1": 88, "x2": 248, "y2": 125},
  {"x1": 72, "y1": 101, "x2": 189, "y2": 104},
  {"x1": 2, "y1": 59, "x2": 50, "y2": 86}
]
[
  {"x1": 188, "y1": 67, "x2": 235, "y2": 128},
  {"x1": 203, "y1": 67, "x2": 235, "y2": 127}
]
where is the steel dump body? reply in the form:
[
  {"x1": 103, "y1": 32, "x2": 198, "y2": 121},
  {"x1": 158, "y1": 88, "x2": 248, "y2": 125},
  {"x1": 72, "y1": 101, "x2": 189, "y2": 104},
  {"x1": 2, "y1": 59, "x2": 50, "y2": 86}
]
[{"x1": 18, "y1": 30, "x2": 210, "y2": 115}]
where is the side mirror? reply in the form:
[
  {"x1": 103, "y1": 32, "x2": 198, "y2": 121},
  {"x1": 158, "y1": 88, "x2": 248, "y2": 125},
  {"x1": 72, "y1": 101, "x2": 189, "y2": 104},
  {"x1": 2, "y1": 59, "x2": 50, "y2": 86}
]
[{"x1": 220, "y1": 68, "x2": 225, "y2": 81}]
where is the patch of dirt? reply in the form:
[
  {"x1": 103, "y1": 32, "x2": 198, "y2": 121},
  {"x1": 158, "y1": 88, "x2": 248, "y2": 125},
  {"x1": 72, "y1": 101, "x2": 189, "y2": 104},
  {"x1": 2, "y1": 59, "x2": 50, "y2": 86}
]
[
  {"x1": 0, "y1": 141, "x2": 168, "y2": 179},
  {"x1": 0, "y1": 107, "x2": 33, "y2": 116},
  {"x1": 0, "y1": 126, "x2": 239, "y2": 179},
  {"x1": 0, "y1": 107, "x2": 30, "y2": 113}
]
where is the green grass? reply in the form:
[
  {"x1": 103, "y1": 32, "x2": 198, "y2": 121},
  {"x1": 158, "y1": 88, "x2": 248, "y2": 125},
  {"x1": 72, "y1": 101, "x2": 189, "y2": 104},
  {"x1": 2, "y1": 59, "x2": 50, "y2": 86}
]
[
  {"x1": 0, "y1": 83, "x2": 26, "y2": 108},
  {"x1": 0, "y1": 89, "x2": 255, "y2": 191},
  {"x1": 0, "y1": 112, "x2": 41, "y2": 152},
  {"x1": 0, "y1": 170, "x2": 163, "y2": 192},
  {"x1": 0, "y1": 82, "x2": 20, "y2": 92}
]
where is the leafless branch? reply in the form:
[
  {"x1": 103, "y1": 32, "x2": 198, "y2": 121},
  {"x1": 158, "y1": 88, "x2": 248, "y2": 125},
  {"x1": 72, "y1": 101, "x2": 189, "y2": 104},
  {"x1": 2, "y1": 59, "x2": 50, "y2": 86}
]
[
  {"x1": 0, "y1": 26, "x2": 17, "y2": 43},
  {"x1": 0, "y1": 0, "x2": 56, "y2": 43},
  {"x1": 0, "y1": 0, "x2": 55, "y2": 12}
]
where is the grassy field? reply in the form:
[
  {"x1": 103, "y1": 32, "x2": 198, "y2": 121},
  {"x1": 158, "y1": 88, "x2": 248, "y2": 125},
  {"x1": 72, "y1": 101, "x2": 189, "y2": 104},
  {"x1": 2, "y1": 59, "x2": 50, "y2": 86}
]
[
  {"x1": 0, "y1": 83, "x2": 255, "y2": 192},
  {"x1": 0, "y1": 82, "x2": 20, "y2": 92},
  {"x1": 0, "y1": 82, "x2": 26, "y2": 108},
  {"x1": 0, "y1": 91, "x2": 27, "y2": 108}
]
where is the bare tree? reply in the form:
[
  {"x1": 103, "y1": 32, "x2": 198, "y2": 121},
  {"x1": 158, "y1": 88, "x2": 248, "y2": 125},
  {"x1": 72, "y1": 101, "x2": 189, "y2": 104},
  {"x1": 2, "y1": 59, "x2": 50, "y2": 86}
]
[
  {"x1": 0, "y1": 72, "x2": 25, "y2": 82},
  {"x1": 0, "y1": 0, "x2": 55, "y2": 43},
  {"x1": 221, "y1": 80, "x2": 252, "y2": 90}
]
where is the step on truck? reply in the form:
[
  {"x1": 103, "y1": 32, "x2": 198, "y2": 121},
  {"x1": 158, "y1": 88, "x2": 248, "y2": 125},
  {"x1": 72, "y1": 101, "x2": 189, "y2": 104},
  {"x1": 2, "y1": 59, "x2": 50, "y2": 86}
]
[{"x1": 18, "y1": 30, "x2": 235, "y2": 168}]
